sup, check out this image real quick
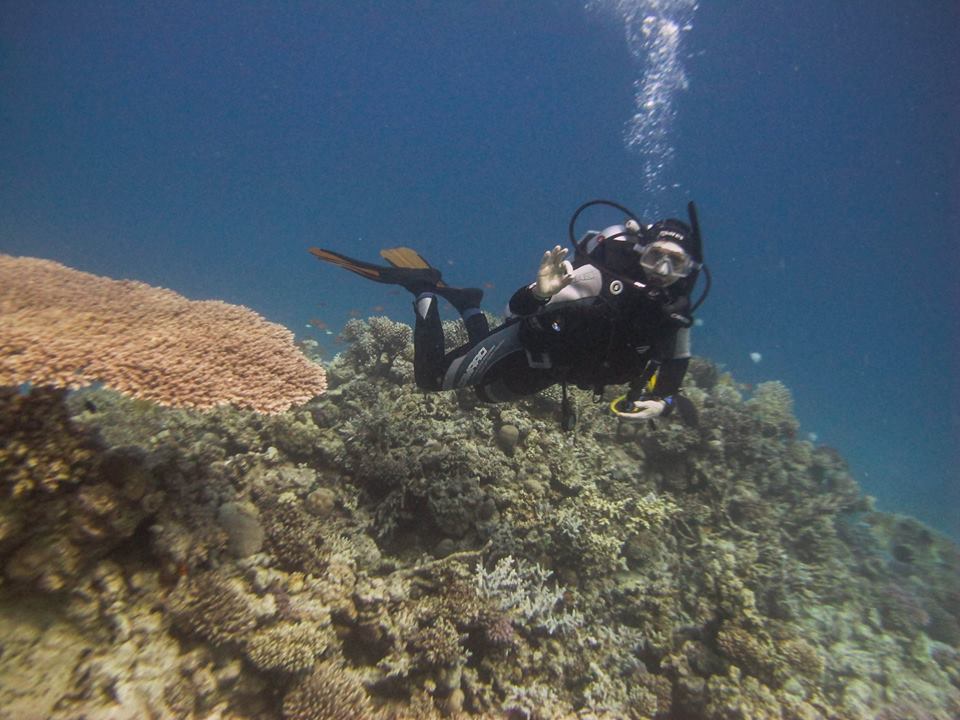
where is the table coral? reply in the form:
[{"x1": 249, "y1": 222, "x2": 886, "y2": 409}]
[{"x1": 0, "y1": 254, "x2": 326, "y2": 413}]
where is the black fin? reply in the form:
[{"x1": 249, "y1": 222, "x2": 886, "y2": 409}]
[{"x1": 380, "y1": 247, "x2": 484, "y2": 311}]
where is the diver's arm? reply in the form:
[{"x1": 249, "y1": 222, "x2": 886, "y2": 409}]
[
  {"x1": 508, "y1": 263, "x2": 603, "y2": 318},
  {"x1": 650, "y1": 356, "x2": 690, "y2": 399},
  {"x1": 508, "y1": 284, "x2": 550, "y2": 316},
  {"x1": 508, "y1": 246, "x2": 576, "y2": 317},
  {"x1": 617, "y1": 327, "x2": 691, "y2": 420},
  {"x1": 651, "y1": 326, "x2": 691, "y2": 398}
]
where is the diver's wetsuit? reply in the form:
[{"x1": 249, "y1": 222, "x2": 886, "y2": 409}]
[{"x1": 412, "y1": 259, "x2": 692, "y2": 405}]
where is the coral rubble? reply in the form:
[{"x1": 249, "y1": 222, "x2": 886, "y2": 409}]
[{"x1": 0, "y1": 316, "x2": 957, "y2": 719}]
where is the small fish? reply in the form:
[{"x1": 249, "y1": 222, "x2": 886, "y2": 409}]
[
  {"x1": 483, "y1": 281, "x2": 495, "y2": 290},
  {"x1": 749, "y1": 352, "x2": 762, "y2": 364},
  {"x1": 308, "y1": 318, "x2": 329, "y2": 331},
  {"x1": 348, "y1": 309, "x2": 361, "y2": 318},
  {"x1": 371, "y1": 305, "x2": 385, "y2": 313}
]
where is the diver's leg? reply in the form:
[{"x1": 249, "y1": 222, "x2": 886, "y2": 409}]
[
  {"x1": 413, "y1": 292, "x2": 446, "y2": 391},
  {"x1": 461, "y1": 307, "x2": 490, "y2": 344},
  {"x1": 475, "y1": 357, "x2": 556, "y2": 402},
  {"x1": 435, "y1": 286, "x2": 489, "y2": 344}
]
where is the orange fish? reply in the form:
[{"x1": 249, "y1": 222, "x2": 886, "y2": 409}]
[
  {"x1": 371, "y1": 305, "x2": 385, "y2": 313},
  {"x1": 308, "y1": 318, "x2": 328, "y2": 331},
  {"x1": 483, "y1": 281, "x2": 495, "y2": 289},
  {"x1": 348, "y1": 309, "x2": 361, "y2": 318}
]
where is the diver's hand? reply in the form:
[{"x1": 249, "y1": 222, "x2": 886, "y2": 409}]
[
  {"x1": 614, "y1": 398, "x2": 667, "y2": 420},
  {"x1": 534, "y1": 245, "x2": 575, "y2": 300}
]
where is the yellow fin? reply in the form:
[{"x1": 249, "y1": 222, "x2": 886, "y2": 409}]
[{"x1": 380, "y1": 247, "x2": 433, "y2": 270}]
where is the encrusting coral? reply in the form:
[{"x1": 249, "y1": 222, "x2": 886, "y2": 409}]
[{"x1": 0, "y1": 313, "x2": 957, "y2": 719}]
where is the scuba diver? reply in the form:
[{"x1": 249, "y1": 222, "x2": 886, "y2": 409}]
[{"x1": 310, "y1": 200, "x2": 710, "y2": 429}]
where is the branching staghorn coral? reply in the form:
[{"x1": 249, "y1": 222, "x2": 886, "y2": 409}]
[
  {"x1": 261, "y1": 491, "x2": 329, "y2": 574},
  {"x1": 474, "y1": 556, "x2": 581, "y2": 636},
  {"x1": 553, "y1": 486, "x2": 679, "y2": 580}
]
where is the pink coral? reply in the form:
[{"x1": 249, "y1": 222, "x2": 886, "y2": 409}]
[{"x1": 0, "y1": 254, "x2": 326, "y2": 413}]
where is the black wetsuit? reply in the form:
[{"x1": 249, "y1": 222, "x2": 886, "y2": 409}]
[{"x1": 412, "y1": 259, "x2": 692, "y2": 407}]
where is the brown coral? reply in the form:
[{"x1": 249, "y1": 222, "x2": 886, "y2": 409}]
[
  {"x1": 715, "y1": 623, "x2": 778, "y2": 685},
  {"x1": 0, "y1": 254, "x2": 326, "y2": 413},
  {"x1": 282, "y1": 661, "x2": 376, "y2": 720},
  {"x1": 245, "y1": 621, "x2": 331, "y2": 675},
  {"x1": 745, "y1": 381, "x2": 799, "y2": 438},
  {"x1": 2, "y1": 438, "x2": 155, "y2": 591},
  {"x1": 262, "y1": 491, "x2": 328, "y2": 574},
  {"x1": 0, "y1": 387, "x2": 98, "y2": 498},
  {"x1": 777, "y1": 638, "x2": 824, "y2": 682},
  {"x1": 411, "y1": 616, "x2": 466, "y2": 668},
  {"x1": 168, "y1": 571, "x2": 257, "y2": 646}
]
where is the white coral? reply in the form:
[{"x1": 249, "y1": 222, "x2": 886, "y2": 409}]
[{"x1": 474, "y1": 556, "x2": 581, "y2": 635}]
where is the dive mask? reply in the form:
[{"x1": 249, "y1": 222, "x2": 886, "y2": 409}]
[{"x1": 640, "y1": 240, "x2": 694, "y2": 287}]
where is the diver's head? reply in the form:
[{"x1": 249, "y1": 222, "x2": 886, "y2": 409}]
[
  {"x1": 640, "y1": 239, "x2": 694, "y2": 287},
  {"x1": 640, "y1": 219, "x2": 698, "y2": 287}
]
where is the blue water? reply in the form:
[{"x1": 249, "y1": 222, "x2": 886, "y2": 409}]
[{"x1": 1, "y1": 1, "x2": 957, "y2": 536}]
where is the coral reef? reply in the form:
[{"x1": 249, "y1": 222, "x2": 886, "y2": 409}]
[{"x1": 0, "y1": 314, "x2": 957, "y2": 719}]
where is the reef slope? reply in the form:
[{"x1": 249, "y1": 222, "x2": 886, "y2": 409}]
[{"x1": 0, "y1": 315, "x2": 957, "y2": 719}]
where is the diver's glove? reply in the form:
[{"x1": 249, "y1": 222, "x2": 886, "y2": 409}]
[
  {"x1": 612, "y1": 396, "x2": 670, "y2": 420},
  {"x1": 533, "y1": 245, "x2": 575, "y2": 300}
]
